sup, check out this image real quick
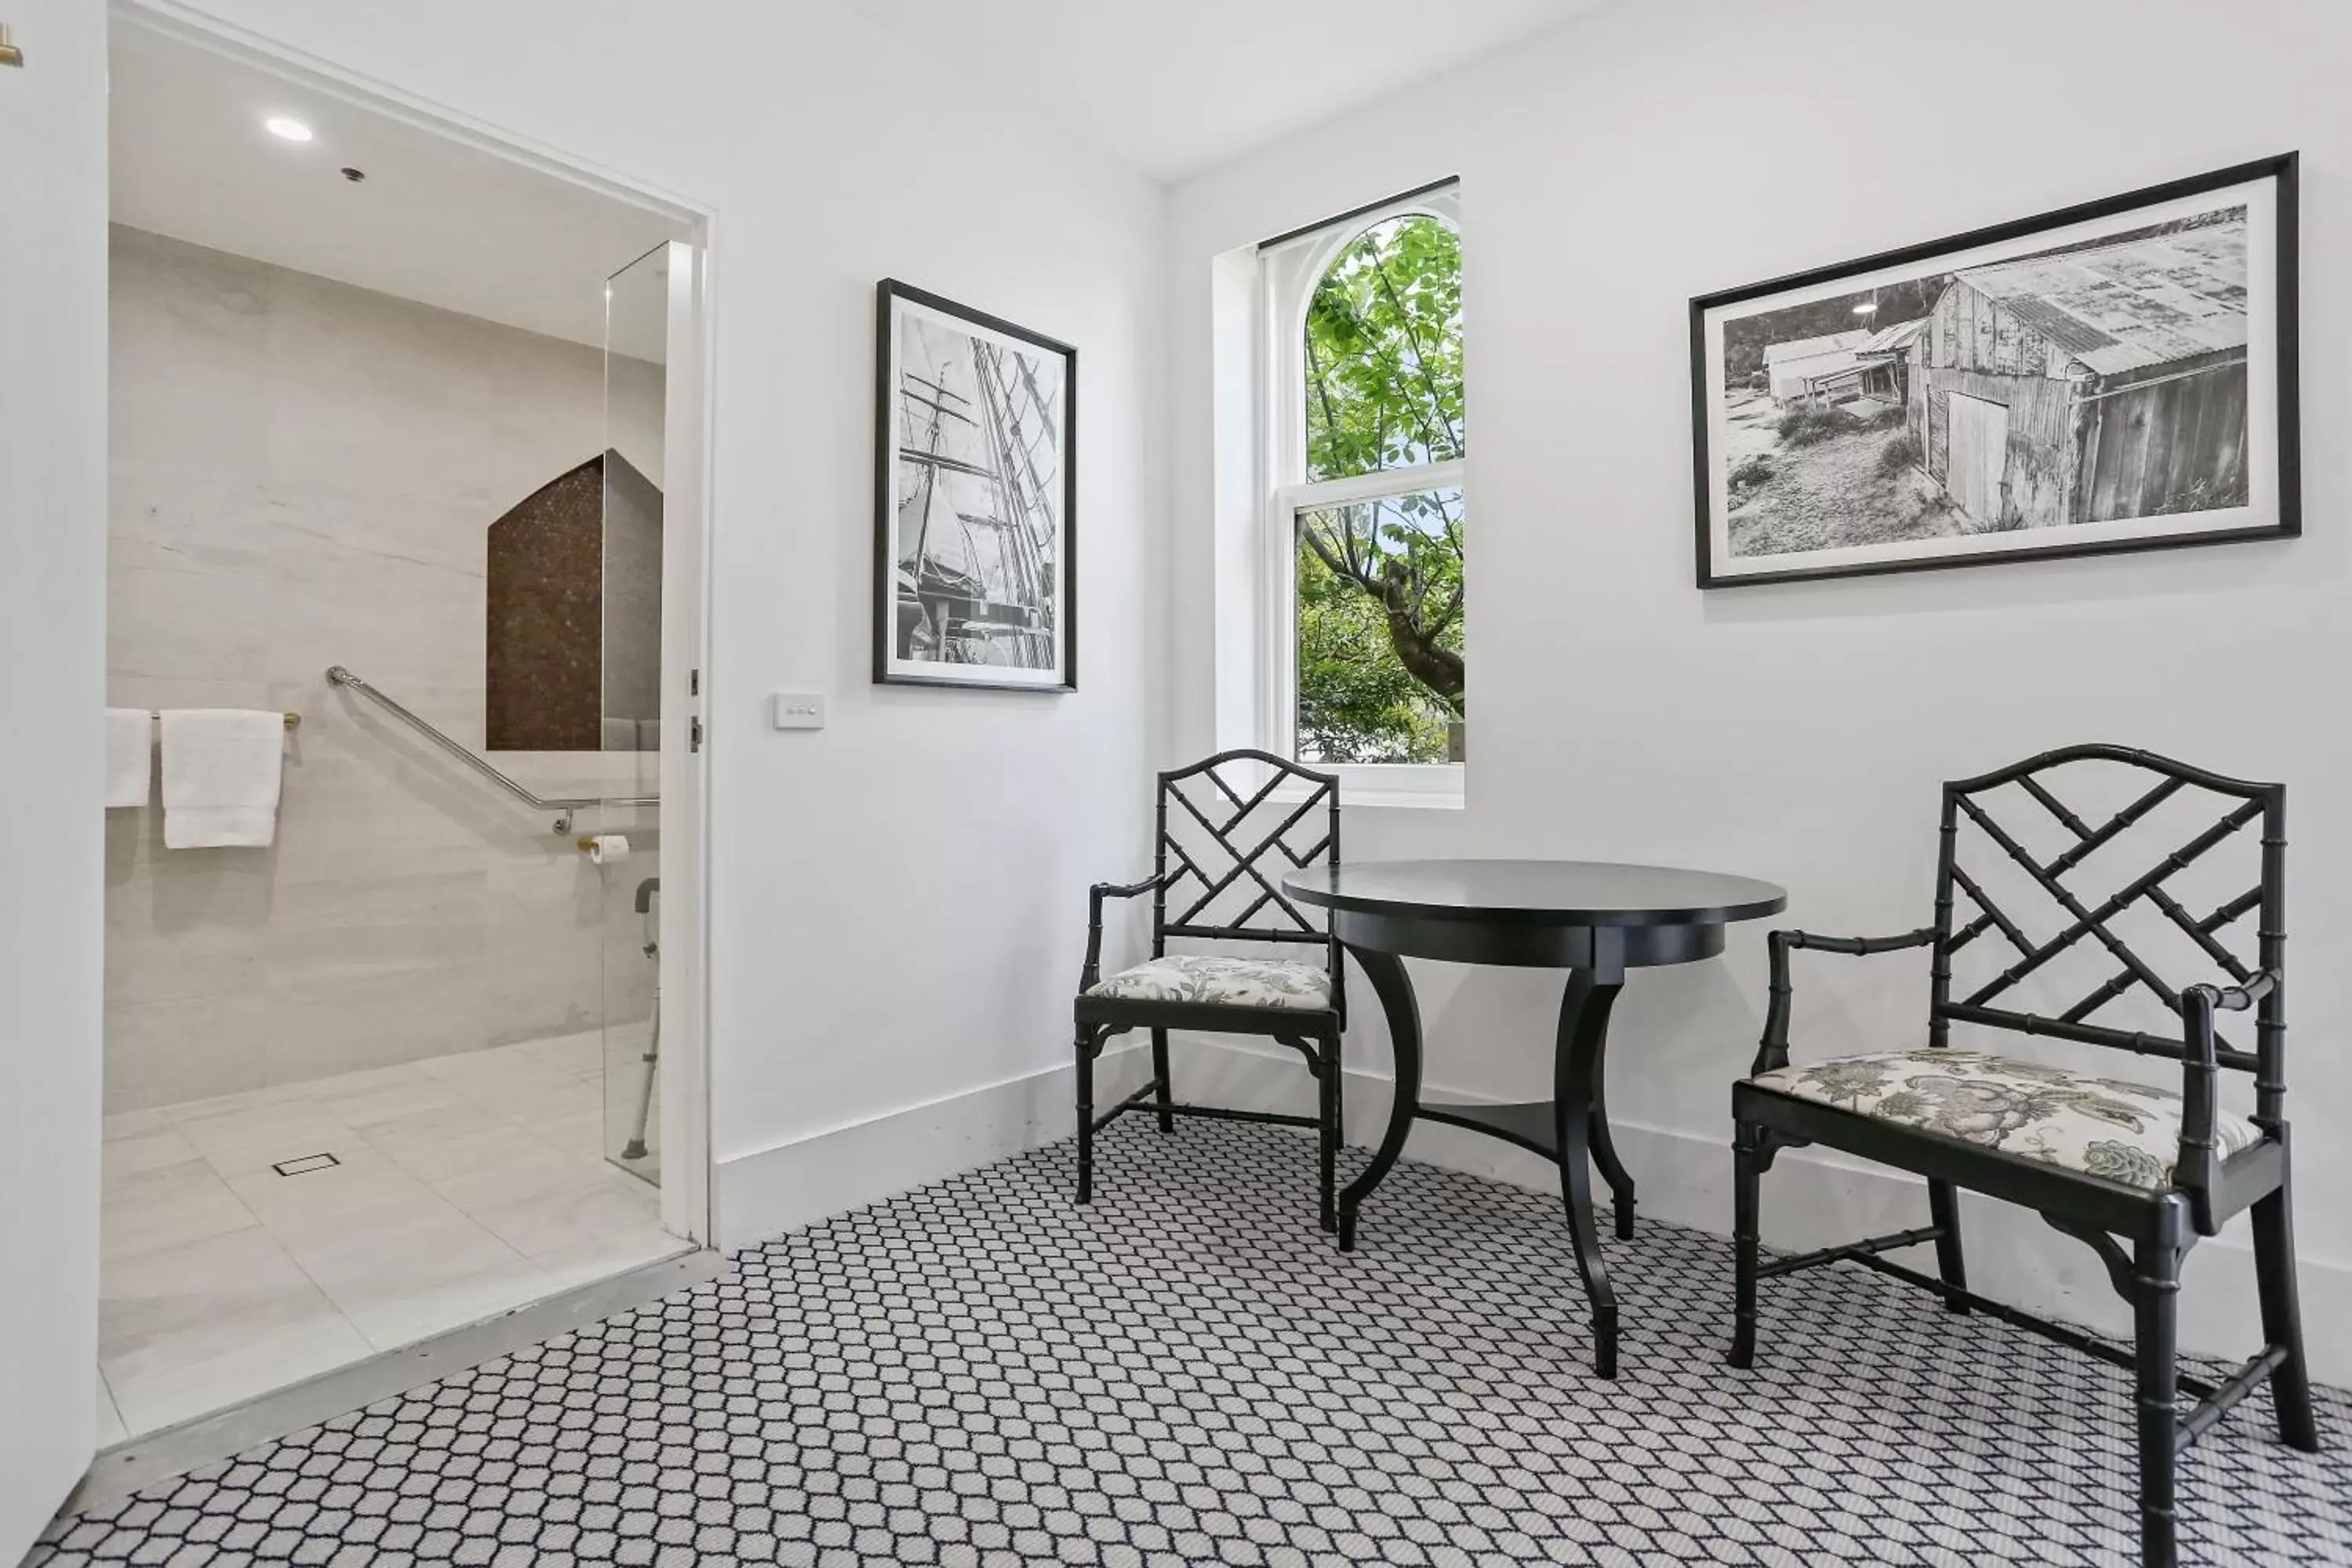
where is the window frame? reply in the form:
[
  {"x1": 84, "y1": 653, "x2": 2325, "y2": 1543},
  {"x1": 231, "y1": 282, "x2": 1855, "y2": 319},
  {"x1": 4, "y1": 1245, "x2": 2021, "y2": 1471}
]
[{"x1": 1256, "y1": 185, "x2": 1465, "y2": 806}]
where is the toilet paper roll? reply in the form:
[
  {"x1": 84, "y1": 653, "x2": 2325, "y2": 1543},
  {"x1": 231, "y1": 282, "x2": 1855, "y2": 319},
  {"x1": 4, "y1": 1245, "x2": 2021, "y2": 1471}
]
[{"x1": 586, "y1": 833, "x2": 630, "y2": 866}]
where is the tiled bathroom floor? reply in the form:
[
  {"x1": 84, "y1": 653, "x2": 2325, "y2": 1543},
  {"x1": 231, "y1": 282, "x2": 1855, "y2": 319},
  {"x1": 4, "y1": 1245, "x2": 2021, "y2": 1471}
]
[{"x1": 97, "y1": 1032, "x2": 684, "y2": 1441}]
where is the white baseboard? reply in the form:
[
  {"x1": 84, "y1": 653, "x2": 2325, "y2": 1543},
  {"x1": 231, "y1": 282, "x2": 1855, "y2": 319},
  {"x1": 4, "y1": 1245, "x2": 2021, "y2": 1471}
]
[
  {"x1": 711, "y1": 1044, "x2": 1149, "y2": 1250},
  {"x1": 1170, "y1": 1035, "x2": 2352, "y2": 1386},
  {"x1": 712, "y1": 1032, "x2": 2347, "y2": 1386}
]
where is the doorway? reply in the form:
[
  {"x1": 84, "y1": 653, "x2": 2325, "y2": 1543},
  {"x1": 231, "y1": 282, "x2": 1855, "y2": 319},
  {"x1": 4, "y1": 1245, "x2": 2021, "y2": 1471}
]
[
  {"x1": 93, "y1": 12, "x2": 713, "y2": 1441},
  {"x1": 1947, "y1": 390, "x2": 2010, "y2": 527}
]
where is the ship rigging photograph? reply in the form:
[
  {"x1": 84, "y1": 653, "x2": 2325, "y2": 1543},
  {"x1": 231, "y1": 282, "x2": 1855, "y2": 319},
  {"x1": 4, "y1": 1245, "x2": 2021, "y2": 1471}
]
[{"x1": 873, "y1": 278, "x2": 1077, "y2": 690}]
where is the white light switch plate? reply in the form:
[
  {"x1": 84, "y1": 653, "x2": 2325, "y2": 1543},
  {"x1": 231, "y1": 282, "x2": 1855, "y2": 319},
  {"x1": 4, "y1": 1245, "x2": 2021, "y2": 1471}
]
[{"x1": 769, "y1": 692, "x2": 826, "y2": 730}]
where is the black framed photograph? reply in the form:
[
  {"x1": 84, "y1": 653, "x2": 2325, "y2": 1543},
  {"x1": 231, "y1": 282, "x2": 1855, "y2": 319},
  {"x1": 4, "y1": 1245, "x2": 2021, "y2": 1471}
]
[
  {"x1": 874, "y1": 278, "x2": 1076, "y2": 689},
  {"x1": 1690, "y1": 154, "x2": 2298, "y2": 589}
]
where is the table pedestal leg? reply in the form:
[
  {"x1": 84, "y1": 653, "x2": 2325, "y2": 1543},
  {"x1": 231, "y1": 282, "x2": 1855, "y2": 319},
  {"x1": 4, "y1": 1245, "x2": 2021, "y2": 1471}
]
[
  {"x1": 1336, "y1": 945, "x2": 1421, "y2": 1252},
  {"x1": 1555, "y1": 967, "x2": 1624, "y2": 1379},
  {"x1": 1581, "y1": 983, "x2": 1636, "y2": 1241}
]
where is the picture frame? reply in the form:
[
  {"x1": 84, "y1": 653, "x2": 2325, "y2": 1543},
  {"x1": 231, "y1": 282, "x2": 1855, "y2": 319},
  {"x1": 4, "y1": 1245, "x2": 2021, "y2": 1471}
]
[
  {"x1": 873, "y1": 278, "x2": 1077, "y2": 690},
  {"x1": 1690, "y1": 154, "x2": 2299, "y2": 589}
]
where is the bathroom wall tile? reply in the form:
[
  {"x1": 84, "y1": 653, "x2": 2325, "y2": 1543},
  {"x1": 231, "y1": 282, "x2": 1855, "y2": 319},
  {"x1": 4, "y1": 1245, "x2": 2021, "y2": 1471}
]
[
  {"x1": 261, "y1": 869, "x2": 489, "y2": 989},
  {"x1": 269, "y1": 480, "x2": 487, "y2": 578},
  {"x1": 483, "y1": 868, "x2": 608, "y2": 1046},
  {"x1": 104, "y1": 868, "x2": 270, "y2": 1009},
  {"x1": 270, "y1": 524, "x2": 488, "y2": 651},
  {"x1": 268, "y1": 582, "x2": 485, "y2": 696},
  {"x1": 267, "y1": 798, "x2": 488, "y2": 887},
  {"x1": 265, "y1": 964, "x2": 492, "y2": 1084},
  {"x1": 107, "y1": 350, "x2": 274, "y2": 488},
  {"x1": 111, "y1": 459, "x2": 276, "y2": 563},
  {"x1": 104, "y1": 992, "x2": 274, "y2": 1112},
  {"x1": 110, "y1": 225, "x2": 274, "y2": 361},
  {"x1": 109, "y1": 563, "x2": 274, "y2": 684},
  {"x1": 107, "y1": 228, "x2": 637, "y2": 1110},
  {"x1": 107, "y1": 674, "x2": 281, "y2": 717},
  {"x1": 107, "y1": 818, "x2": 278, "y2": 914}
]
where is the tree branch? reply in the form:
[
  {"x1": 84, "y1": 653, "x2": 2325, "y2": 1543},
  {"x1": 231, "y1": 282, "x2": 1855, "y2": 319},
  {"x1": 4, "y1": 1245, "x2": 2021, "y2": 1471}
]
[{"x1": 1365, "y1": 229, "x2": 1465, "y2": 458}]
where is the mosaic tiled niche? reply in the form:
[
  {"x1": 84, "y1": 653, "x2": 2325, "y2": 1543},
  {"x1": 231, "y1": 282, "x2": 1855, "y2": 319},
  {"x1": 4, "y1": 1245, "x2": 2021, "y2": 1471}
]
[{"x1": 485, "y1": 451, "x2": 662, "y2": 752}]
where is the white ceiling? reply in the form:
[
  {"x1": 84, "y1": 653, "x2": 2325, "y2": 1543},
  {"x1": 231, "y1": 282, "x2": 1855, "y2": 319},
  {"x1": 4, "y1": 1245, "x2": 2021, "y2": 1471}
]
[
  {"x1": 109, "y1": 23, "x2": 679, "y2": 354},
  {"x1": 831, "y1": 0, "x2": 1599, "y2": 182}
]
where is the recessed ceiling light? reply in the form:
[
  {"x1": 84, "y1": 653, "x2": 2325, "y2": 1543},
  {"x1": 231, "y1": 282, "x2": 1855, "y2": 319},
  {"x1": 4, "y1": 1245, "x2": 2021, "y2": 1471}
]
[{"x1": 265, "y1": 116, "x2": 314, "y2": 143}]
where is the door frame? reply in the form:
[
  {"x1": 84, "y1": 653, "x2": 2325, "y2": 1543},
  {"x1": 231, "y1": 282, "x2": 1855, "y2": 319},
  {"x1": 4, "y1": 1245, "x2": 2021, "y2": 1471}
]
[{"x1": 113, "y1": 0, "x2": 724, "y2": 1246}]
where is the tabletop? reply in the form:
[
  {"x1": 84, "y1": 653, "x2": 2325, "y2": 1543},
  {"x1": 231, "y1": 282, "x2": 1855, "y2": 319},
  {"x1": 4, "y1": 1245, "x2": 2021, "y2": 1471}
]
[{"x1": 1284, "y1": 858, "x2": 1788, "y2": 929}]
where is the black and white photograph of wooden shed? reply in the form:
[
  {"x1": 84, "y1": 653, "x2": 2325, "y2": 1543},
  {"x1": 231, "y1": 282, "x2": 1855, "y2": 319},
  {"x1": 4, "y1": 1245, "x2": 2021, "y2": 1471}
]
[{"x1": 1691, "y1": 155, "x2": 2298, "y2": 588}]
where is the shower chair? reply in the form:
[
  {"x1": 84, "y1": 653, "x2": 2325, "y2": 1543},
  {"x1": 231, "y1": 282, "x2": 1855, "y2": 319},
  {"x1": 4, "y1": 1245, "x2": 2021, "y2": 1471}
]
[{"x1": 622, "y1": 876, "x2": 660, "y2": 1163}]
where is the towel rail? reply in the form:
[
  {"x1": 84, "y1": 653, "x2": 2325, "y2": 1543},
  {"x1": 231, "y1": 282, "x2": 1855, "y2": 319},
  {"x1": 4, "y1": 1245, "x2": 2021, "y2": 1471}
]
[
  {"x1": 147, "y1": 710, "x2": 299, "y2": 729},
  {"x1": 325, "y1": 665, "x2": 657, "y2": 835}
]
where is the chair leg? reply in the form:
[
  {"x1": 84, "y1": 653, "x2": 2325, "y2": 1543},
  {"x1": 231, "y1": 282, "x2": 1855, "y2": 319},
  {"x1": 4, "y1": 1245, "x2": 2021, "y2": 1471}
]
[
  {"x1": 1316, "y1": 1033, "x2": 1340, "y2": 1233},
  {"x1": 1149, "y1": 1026, "x2": 1174, "y2": 1134},
  {"x1": 1928, "y1": 1178, "x2": 1969, "y2": 1315},
  {"x1": 2132, "y1": 1236, "x2": 2182, "y2": 1568},
  {"x1": 1074, "y1": 1025, "x2": 1096, "y2": 1206},
  {"x1": 2253, "y1": 1174, "x2": 2321, "y2": 1451},
  {"x1": 1730, "y1": 1122, "x2": 1761, "y2": 1370}
]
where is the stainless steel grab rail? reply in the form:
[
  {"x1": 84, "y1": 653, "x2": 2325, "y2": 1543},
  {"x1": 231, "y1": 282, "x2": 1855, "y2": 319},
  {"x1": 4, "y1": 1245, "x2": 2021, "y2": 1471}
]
[{"x1": 325, "y1": 665, "x2": 657, "y2": 835}]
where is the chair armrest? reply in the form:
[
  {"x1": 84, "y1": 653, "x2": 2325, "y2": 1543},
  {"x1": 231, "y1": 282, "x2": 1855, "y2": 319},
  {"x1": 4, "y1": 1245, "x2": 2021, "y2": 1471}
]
[
  {"x1": 1751, "y1": 927, "x2": 1938, "y2": 1076},
  {"x1": 1080, "y1": 873, "x2": 1166, "y2": 992},
  {"x1": 2176, "y1": 968, "x2": 2278, "y2": 1235}
]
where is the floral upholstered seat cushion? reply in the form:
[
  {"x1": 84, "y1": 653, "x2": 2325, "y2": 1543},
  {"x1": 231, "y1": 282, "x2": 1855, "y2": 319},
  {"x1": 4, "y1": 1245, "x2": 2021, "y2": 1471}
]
[
  {"x1": 1748, "y1": 1049, "x2": 2260, "y2": 1191},
  {"x1": 1086, "y1": 954, "x2": 1334, "y2": 1011}
]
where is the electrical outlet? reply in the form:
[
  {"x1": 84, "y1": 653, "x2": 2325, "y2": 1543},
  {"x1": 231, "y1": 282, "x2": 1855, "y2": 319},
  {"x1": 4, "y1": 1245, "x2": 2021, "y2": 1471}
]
[{"x1": 769, "y1": 692, "x2": 825, "y2": 731}]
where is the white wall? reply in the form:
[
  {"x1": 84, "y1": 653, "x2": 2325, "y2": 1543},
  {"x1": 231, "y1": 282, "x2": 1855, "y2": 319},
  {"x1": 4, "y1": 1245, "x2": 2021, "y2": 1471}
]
[
  {"x1": 151, "y1": 0, "x2": 1164, "y2": 1242},
  {"x1": 107, "y1": 226, "x2": 660, "y2": 1109},
  {"x1": 1163, "y1": 0, "x2": 2352, "y2": 1376},
  {"x1": 0, "y1": 1, "x2": 107, "y2": 1555}
]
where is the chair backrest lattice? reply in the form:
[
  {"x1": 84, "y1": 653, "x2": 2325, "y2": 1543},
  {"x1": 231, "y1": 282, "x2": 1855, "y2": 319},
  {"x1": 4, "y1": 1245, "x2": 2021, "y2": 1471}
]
[
  {"x1": 1928, "y1": 744, "x2": 2285, "y2": 1118},
  {"x1": 1152, "y1": 750, "x2": 1340, "y2": 953}
]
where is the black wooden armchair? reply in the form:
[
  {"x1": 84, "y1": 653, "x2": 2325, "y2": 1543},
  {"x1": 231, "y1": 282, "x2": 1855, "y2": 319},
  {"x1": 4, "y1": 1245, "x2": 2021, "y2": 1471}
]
[
  {"x1": 1073, "y1": 750, "x2": 1345, "y2": 1229},
  {"x1": 1731, "y1": 746, "x2": 2317, "y2": 1568}
]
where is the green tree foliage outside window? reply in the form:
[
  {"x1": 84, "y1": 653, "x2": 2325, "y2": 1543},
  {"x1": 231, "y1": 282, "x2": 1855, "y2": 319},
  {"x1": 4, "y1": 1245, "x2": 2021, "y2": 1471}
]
[{"x1": 1298, "y1": 215, "x2": 1464, "y2": 764}]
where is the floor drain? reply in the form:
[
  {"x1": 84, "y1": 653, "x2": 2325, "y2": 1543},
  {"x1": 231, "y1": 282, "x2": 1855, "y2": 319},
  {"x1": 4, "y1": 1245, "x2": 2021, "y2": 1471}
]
[{"x1": 271, "y1": 1152, "x2": 341, "y2": 1177}]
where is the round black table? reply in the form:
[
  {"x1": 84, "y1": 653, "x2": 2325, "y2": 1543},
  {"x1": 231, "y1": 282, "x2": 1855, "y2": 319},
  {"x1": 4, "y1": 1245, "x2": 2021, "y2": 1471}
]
[{"x1": 1286, "y1": 858, "x2": 1787, "y2": 1378}]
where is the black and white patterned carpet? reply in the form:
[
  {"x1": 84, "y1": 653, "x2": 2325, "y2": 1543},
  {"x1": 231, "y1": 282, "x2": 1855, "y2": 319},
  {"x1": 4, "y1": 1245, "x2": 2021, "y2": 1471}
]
[{"x1": 33, "y1": 1121, "x2": 2350, "y2": 1566}]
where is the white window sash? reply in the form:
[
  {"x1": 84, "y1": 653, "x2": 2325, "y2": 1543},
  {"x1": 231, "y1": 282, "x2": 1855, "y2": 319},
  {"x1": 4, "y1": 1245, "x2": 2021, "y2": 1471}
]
[{"x1": 1261, "y1": 459, "x2": 1466, "y2": 793}]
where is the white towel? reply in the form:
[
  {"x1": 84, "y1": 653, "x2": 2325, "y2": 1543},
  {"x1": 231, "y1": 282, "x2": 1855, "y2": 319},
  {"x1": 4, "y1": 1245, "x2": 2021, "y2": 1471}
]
[
  {"x1": 160, "y1": 709, "x2": 285, "y2": 848},
  {"x1": 104, "y1": 708, "x2": 154, "y2": 808}
]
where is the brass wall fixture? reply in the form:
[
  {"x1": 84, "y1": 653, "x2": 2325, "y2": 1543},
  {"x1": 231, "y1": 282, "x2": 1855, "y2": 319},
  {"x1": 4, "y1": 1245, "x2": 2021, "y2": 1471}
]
[{"x1": 0, "y1": 25, "x2": 24, "y2": 67}]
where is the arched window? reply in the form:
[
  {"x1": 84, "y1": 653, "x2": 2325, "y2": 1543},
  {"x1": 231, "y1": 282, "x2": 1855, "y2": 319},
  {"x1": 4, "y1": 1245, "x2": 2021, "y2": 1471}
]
[{"x1": 1263, "y1": 187, "x2": 1464, "y2": 771}]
